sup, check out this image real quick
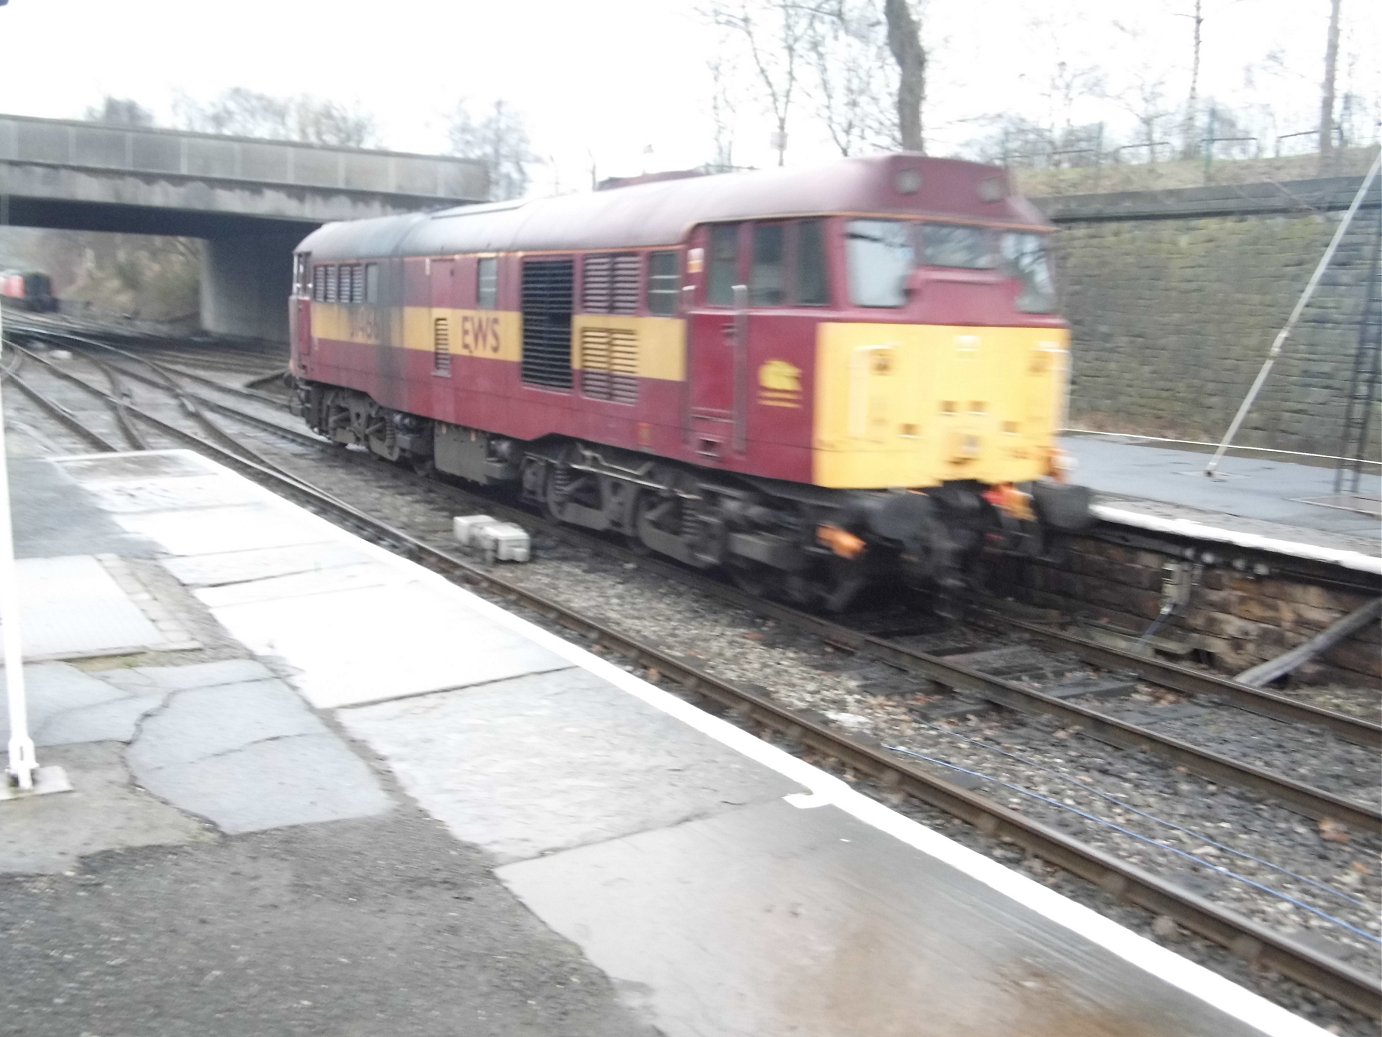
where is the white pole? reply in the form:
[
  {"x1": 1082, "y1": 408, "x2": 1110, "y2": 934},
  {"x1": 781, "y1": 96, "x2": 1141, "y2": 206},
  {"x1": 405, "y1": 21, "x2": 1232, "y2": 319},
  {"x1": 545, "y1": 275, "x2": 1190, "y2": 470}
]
[
  {"x1": 1204, "y1": 150, "x2": 1381, "y2": 477},
  {"x1": 0, "y1": 302, "x2": 38, "y2": 790}
]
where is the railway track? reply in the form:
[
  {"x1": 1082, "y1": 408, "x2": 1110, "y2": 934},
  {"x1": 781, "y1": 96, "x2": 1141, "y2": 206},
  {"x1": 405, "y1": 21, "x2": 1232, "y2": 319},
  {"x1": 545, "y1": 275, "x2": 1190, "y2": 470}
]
[{"x1": 3, "y1": 323, "x2": 1379, "y2": 1023}]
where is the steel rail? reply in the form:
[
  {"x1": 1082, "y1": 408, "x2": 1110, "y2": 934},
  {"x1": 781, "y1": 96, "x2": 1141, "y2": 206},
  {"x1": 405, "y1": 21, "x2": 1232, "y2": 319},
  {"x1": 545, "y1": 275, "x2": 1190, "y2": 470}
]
[
  {"x1": 58, "y1": 349, "x2": 320, "y2": 448},
  {"x1": 81, "y1": 353, "x2": 150, "y2": 450},
  {"x1": 723, "y1": 591, "x2": 1382, "y2": 835},
  {"x1": 14, "y1": 342, "x2": 1380, "y2": 1019},
  {"x1": 0, "y1": 354, "x2": 122, "y2": 453},
  {"x1": 977, "y1": 609, "x2": 1382, "y2": 748}
]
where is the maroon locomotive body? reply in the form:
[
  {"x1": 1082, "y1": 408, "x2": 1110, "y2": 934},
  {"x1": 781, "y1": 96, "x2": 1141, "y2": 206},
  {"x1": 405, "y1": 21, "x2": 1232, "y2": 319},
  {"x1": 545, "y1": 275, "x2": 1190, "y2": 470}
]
[{"x1": 290, "y1": 154, "x2": 1088, "y2": 610}]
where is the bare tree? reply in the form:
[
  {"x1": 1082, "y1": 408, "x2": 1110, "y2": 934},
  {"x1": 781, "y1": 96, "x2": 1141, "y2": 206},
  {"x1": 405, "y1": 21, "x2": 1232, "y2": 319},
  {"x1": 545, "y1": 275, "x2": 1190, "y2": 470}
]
[
  {"x1": 883, "y1": 0, "x2": 925, "y2": 153},
  {"x1": 706, "y1": 49, "x2": 739, "y2": 170},
  {"x1": 969, "y1": 115, "x2": 1056, "y2": 167},
  {"x1": 806, "y1": 1, "x2": 896, "y2": 156},
  {"x1": 1319, "y1": 0, "x2": 1342, "y2": 156},
  {"x1": 447, "y1": 100, "x2": 535, "y2": 201},
  {"x1": 85, "y1": 97, "x2": 155, "y2": 128},
  {"x1": 174, "y1": 89, "x2": 378, "y2": 147},
  {"x1": 706, "y1": 0, "x2": 819, "y2": 166},
  {"x1": 1178, "y1": 0, "x2": 1204, "y2": 156},
  {"x1": 1108, "y1": 20, "x2": 1177, "y2": 160}
]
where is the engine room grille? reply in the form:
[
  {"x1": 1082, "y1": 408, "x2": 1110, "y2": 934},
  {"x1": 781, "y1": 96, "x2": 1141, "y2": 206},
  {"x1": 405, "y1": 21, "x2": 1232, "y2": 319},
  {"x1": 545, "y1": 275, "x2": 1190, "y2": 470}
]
[
  {"x1": 433, "y1": 317, "x2": 451, "y2": 375},
  {"x1": 521, "y1": 258, "x2": 574, "y2": 389},
  {"x1": 580, "y1": 327, "x2": 639, "y2": 404},
  {"x1": 582, "y1": 253, "x2": 639, "y2": 315}
]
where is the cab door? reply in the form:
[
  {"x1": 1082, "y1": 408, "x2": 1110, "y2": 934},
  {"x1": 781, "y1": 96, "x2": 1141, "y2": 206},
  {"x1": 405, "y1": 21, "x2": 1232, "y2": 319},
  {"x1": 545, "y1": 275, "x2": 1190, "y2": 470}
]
[
  {"x1": 291, "y1": 252, "x2": 313, "y2": 372},
  {"x1": 684, "y1": 222, "x2": 748, "y2": 461}
]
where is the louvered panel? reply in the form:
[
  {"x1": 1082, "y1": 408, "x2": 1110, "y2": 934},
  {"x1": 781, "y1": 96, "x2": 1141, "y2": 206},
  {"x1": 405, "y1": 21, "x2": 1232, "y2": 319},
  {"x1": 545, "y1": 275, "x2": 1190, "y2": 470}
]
[
  {"x1": 608, "y1": 327, "x2": 639, "y2": 404},
  {"x1": 433, "y1": 317, "x2": 451, "y2": 375},
  {"x1": 521, "y1": 259, "x2": 574, "y2": 389},
  {"x1": 611, "y1": 254, "x2": 640, "y2": 315},
  {"x1": 581, "y1": 327, "x2": 613, "y2": 400},
  {"x1": 583, "y1": 255, "x2": 612, "y2": 313}
]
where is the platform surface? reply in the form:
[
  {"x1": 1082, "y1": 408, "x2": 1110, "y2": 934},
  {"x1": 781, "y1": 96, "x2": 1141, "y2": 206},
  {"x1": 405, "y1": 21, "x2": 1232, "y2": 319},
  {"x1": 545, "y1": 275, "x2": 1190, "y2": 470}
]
[
  {"x1": 0, "y1": 450, "x2": 1338, "y2": 1037},
  {"x1": 1063, "y1": 434, "x2": 1381, "y2": 561}
]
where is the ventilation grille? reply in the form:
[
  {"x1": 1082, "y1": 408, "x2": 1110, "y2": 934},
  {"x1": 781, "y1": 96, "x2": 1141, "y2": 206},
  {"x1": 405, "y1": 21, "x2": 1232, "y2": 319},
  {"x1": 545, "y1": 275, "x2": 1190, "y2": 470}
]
[
  {"x1": 521, "y1": 259, "x2": 574, "y2": 389},
  {"x1": 433, "y1": 317, "x2": 451, "y2": 375},
  {"x1": 580, "y1": 327, "x2": 639, "y2": 404},
  {"x1": 582, "y1": 253, "x2": 639, "y2": 314}
]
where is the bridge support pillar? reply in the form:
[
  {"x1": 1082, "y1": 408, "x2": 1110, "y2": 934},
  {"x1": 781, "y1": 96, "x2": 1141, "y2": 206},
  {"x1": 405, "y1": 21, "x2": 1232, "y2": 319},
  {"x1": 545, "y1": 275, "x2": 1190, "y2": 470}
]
[{"x1": 200, "y1": 230, "x2": 303, "y2": 343}]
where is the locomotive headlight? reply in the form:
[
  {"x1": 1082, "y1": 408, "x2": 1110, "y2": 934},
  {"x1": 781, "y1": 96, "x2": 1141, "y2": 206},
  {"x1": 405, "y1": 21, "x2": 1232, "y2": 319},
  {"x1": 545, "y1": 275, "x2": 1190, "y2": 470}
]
[{"x1": 1047, "y1": 447, "x2": 1077, "y2": 481}]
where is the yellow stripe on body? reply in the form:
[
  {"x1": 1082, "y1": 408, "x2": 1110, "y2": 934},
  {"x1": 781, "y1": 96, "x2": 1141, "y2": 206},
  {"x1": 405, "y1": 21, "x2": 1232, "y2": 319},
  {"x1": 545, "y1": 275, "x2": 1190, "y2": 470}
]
[
  {"x1": 315, "y1": 305, "x2": 686, "y2": 381},
  {"x1": 813, "y1": 322, "x2": 1070, "y2": 489}
]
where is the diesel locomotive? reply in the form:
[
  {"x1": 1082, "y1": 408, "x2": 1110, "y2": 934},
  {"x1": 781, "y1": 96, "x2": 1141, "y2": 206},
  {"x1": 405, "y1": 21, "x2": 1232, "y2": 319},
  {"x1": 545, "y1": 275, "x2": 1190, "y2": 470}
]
[
  {"x1": 288, "y1": 154, "x2": 1091, "y2": 611},
  {"x1": 0, "y1": 270, "x2": 57, "y2": 312}
]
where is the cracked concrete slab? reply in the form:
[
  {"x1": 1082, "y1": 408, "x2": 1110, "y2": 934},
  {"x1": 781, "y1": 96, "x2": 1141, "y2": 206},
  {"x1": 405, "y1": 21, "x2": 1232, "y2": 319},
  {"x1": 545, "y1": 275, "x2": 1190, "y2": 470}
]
[
  {"x1": 0, "y1": 663, "x2": 166, "y2": 747},
  {"x1": 37, "y1": 692, "x2": 166, "y2": 747},
  {"x1": 127, "y1": 678, "x2": 392, "y2": 833},
  {"x1": 132, "y1": 735, "x2": 393, "y2": 835},
  {"x1": 126, "y1": 680, "x2": 326, "y2": 768},
  {"x1": 0, "y1": 742, "x2": 213, "y2": 874},
  {"x1": 339, "y1": 667, "x2": 805, "y2": 864}
]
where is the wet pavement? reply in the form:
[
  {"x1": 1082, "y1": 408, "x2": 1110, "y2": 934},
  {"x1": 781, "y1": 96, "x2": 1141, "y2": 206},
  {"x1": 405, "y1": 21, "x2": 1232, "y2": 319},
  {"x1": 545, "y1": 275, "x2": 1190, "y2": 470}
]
[
  {"x1": 1064, "y1": 434, "x2": 1381, "y2": 554},
  {"x1": 0, "y1": 450, "x2": 1339, "y2": 1037}
]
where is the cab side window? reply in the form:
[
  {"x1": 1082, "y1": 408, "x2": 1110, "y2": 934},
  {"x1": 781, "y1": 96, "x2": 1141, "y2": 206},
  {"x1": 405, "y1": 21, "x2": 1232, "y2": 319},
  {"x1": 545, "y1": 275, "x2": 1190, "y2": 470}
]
[
  {"x1": 477, "y1": 258, "x2": 499, "y2": 309},
  {"x1": 647, "y1": 251, "x2": 680, "y2": 315},
  {"x1": 794, "y1": 220, "x2": 829, "y2": 306},
  {"x1": 745, "y1": 221, "x2": 830, "y2": 308},
  {"x1": 707, "y1": 224, "x2": 739, "y2": 306},
  {"x1": 750, "y1": 224, "x2": 786, "y2": 306}
]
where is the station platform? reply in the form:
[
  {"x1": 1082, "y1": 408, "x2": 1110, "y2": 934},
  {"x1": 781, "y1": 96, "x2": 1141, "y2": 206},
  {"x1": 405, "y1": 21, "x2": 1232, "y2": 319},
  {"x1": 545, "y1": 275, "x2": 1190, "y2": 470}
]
[
  {"x1": 1061, "y1": 433, "x2": 1381, "y2": 575},
  {"x1": 0, "y1": 449, "x2": 1341, "y2": 1036}
]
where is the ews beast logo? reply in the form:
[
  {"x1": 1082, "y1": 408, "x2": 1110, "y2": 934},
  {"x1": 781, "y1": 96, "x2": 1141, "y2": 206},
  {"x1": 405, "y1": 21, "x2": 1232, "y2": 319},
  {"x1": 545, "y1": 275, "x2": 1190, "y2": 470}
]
[
  {"x1": 757, "y1": 359, "x2": 802, "y2": 408},
  {"x1": 460, "y1": 314, "x2": 501, "y2": 355}
]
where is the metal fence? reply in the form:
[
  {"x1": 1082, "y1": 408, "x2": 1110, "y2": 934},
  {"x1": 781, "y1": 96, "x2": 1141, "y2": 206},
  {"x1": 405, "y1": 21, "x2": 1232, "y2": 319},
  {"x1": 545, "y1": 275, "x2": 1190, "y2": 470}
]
[{"x1": 1000, "y1": 112, "x2": 1376, "y2": 189}]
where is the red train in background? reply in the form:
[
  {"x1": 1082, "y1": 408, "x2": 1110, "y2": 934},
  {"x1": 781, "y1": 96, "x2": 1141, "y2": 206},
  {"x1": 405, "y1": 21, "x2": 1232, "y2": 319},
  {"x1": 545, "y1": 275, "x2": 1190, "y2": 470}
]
[
  {"x1": 289, "y1": 154, "x2": 1091, "y2": 612},
  {"x1": 0, "y1": 270, "x2": 57, "y2": 313}
]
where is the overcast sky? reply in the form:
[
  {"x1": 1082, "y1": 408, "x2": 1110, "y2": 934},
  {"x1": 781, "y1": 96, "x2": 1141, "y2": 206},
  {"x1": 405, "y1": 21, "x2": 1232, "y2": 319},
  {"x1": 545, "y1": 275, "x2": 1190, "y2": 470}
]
[{"x1": 0, "y1": 0, "x2": 1377, "y2": 193}]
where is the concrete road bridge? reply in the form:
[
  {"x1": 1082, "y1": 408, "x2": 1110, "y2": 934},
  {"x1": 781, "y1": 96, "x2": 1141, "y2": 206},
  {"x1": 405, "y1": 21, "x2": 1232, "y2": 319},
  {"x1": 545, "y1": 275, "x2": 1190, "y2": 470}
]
[{"x1": 0, "y1": 113, "x2": 487, "y2": 340}]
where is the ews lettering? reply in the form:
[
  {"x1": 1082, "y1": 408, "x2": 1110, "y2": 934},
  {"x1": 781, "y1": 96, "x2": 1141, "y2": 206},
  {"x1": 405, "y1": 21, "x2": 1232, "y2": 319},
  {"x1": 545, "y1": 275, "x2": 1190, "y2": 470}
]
[{"x1": 460, "y1": 315, "x2": 501, "y2": 355}]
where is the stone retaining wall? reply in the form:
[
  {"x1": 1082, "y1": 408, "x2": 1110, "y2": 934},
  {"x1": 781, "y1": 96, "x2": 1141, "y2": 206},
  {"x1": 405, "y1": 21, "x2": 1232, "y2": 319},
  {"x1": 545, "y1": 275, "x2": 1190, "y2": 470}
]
[{"x1": 1039, "y1": 177, "x2": 1381, "y2": 459}]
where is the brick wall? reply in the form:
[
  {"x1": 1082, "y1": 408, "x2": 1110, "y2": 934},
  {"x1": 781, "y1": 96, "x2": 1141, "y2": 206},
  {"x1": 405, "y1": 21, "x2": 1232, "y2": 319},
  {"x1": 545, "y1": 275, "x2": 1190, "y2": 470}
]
[{"x1": 1038, "y1": 177, "x2": 1381, "y2": 459}]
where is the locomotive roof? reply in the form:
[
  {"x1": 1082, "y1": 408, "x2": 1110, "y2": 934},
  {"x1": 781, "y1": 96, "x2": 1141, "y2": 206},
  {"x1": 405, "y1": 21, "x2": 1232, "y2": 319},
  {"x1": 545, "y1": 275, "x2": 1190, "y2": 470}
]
[{"x1": 298, "y1": 153, "x2": 1053, "y2": 261}]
